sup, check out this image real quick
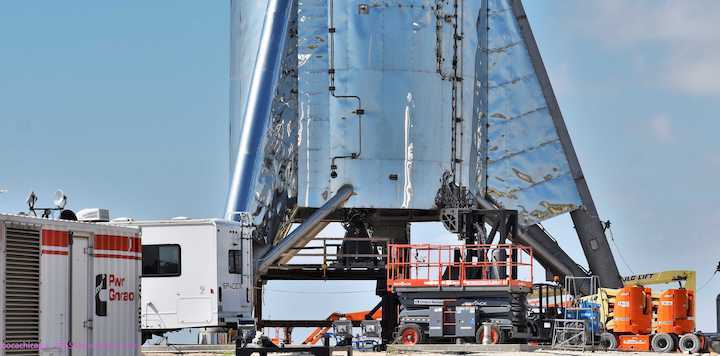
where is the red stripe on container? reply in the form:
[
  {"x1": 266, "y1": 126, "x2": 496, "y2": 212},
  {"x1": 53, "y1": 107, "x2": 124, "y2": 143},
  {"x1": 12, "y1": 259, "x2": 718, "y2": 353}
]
[
  {"x1": 42, "y1": 249, "x2": 69, "y2": 256},
  {"x1": 41, "y1": 230, "x2": 69, "y2": 247},
  {"x1": 131, "y1": 236, "x2": 141, "y2": 253},
  {"x1": 95, "y1": 235, "x2": 141, "y2": 253},
  {"x1": 94, "y1": 253, "x2": 141, "y2": 260}
]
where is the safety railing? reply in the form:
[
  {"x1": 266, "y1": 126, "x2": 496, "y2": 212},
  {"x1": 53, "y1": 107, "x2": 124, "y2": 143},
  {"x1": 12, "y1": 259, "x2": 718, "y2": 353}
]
[{"x1": 386, "y1": 244, "x2": 534, "y2": 291}]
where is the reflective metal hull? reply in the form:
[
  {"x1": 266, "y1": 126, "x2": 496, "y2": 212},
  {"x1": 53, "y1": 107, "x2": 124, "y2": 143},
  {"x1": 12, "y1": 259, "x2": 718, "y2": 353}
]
[{"x1": 228, "y1": 0, "x2": 582, "y2": 231}]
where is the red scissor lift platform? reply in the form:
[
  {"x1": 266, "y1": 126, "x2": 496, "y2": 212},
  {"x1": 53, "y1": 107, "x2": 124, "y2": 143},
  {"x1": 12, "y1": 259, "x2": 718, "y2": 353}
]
[
  {"x1": 387, "y1": 243, "x2": 534, "y2": 290},
  {"x1": 386, "y1": 243, "x2": 535, "y2": 345}
]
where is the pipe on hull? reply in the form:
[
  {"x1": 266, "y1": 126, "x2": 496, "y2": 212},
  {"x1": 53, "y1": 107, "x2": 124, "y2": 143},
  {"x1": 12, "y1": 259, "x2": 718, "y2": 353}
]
[
  {"x1": 255, "y1": 185, "x2": 354, "y2": 275},
  {"x1": 225, "y1": 0, "x2": 294, "y2": 220}
]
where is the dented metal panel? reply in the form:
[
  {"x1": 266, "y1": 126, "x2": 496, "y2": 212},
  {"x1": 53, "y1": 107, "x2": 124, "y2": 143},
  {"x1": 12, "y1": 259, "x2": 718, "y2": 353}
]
[
  {"x1": 298, "y1": 0, "x2": 485, "y2": 209},
  {"x1": 485, "y1": 1, "x2": 581, "y2": 225},
  {"x1": 229, "y1": 0, "x2": 583, "y2": 230}
]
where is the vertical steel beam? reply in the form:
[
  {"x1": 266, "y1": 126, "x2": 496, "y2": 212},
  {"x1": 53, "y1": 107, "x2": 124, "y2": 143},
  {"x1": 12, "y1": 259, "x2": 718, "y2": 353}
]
[
  {"x1": 509, "y1": 0, "x2": 623, "y2": 288},
  {"x1": 716, "y1": 293, "x2": 720, "y2": 334},
  {"x1": 377, "y1": 279, "x2": 399, "y2": 344},
  {"x1": 254, "y1": 281, "x2": 263, "y2": 328}
]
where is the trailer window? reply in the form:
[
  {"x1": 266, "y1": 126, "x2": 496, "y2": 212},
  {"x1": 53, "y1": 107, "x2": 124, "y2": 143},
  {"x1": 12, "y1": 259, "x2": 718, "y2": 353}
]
[
  {"x1": 142, "y1": 244, "x2": 181, "y2": 277},
  {"x1": 229, "y1": 249, "x2": 242, "y2": 274}
]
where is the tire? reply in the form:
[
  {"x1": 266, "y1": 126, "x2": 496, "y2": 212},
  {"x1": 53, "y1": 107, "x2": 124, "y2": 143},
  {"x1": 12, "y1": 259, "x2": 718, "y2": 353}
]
[
  {"x1": 600, "y1": 332, "x2": 617, "y2": 350},
  {"x1": 678, "y1": 333, "x2": 701, "y2": 354},
  {"x1": 475, "y1": 325, "x2": 505, "y2": 344},
  {"x1": 652, "y1": 333, "x2": 676, "y2": 353},
  {"x1": 397, "y1": 324, "x2": 424, "y2": 345}
]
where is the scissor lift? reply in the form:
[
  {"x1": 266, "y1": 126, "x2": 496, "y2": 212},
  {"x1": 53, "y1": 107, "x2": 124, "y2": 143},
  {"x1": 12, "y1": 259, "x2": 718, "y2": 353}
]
[{"x1": 387, "y1": 243, "x2": 534, "y2": 345}]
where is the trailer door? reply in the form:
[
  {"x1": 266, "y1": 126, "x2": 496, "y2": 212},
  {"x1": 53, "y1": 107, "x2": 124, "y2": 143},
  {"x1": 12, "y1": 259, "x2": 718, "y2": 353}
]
[{"x1": 70, "y1": 236, "x2": 90, "y2": 354}]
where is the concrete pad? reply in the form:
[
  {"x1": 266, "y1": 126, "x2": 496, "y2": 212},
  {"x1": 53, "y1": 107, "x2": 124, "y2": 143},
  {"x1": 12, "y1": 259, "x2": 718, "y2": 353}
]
[
  {"x1": 142, "y1": 344, "x2": 235, "y2": 355},
  {"x1": 387, "y1": 343, "x2": 539, "y2": 355}
]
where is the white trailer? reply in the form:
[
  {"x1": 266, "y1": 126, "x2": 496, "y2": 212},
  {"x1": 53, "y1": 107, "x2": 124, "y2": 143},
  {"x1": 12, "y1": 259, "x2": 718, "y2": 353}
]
[
  {"x1": 112, "y1": 219, "x2": 253, "y2": 340},
  {"x1": 0, "y1": 214, "x2": 141, "y2": 356}
]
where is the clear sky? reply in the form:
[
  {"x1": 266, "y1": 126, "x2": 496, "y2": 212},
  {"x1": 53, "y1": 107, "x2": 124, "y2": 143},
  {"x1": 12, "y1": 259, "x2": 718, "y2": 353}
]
[{"x1": 1, "y1": 0, "x2": 719, "y2": 336}]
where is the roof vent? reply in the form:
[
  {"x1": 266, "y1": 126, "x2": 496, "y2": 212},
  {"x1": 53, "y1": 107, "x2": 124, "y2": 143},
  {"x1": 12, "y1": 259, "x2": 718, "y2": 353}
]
[{"x1": 77, "y1": 208, "x2": 110, "y2": 222}]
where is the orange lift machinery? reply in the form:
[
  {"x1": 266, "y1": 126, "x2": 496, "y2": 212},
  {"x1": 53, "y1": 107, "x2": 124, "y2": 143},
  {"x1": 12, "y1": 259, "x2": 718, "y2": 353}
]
[
  {"x1": 303, "y1": 308, "x2": 382, "y2": 345},
  {"x1": 608, "y1": 285, "x2": 653, "y2": 351},
  {"x1": 596, "y1": 271, "x2": 702, "y2": 352},
  {"x1": 655, "y1": 288, "x2": 699, "y2": 353}
]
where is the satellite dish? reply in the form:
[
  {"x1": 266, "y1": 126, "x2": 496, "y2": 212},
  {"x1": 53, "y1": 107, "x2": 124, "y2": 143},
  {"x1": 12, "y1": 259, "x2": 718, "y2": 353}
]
[
  {"x1": 26, "y1": 191, "x2": 38, "y2": 210},
  {"x1": 53, "y1": 189, "x2": 67, "y2": 209}
]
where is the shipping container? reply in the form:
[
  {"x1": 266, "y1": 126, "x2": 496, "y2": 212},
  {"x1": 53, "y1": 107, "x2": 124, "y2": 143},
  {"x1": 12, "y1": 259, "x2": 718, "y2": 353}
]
[
  {"x1": 111, "y1": 219, "x2": 253, "y2": 340},
  {"x1": 0, "y1": 214, "x2": 141, "y2": 356}
]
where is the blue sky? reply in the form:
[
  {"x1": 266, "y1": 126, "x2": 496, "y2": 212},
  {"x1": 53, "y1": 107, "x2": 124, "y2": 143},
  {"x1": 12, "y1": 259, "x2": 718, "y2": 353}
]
[{"x1": 1, "y1": 1, "x2": 719, "y2": 334}]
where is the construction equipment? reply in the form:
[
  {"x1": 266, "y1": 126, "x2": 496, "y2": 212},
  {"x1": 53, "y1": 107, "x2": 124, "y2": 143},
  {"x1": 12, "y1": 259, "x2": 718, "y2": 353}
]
[
  {"x1": 579, "y1": 270, "x2": 696, "y2": 331},
  {"x1": 612, "y1": 286, "x2": 653, "y2": 351},
  {"x1": 657, "y1": 288, "x2": 697, "y2": 352},
  {"x1": 592, "y1": 284, "x2": 700, "y2": 353},
  {"x1": 303, "y1": 308, "x2": 382, "y2": 346},
  {"x1": 623, "y1": 270, "x2": 696, "y2": 291},
  {"x1": 542, "y1": 270, "x2": 710, "y2": 353},
  {"x1": 567, "y1": 271, "x2": 706, "y2": 352},
  {"x1": 387, "y1": 242, "x2": 534, "y2": 345},
  {"x1": 527, "y1": 283, "x2": 565, "y2": 343},
  {"x1": 552, "y1": 277, "x2": 599, "y2": 351}
]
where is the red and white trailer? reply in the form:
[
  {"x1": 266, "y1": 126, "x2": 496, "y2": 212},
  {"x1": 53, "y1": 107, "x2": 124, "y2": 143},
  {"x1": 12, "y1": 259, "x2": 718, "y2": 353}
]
[{"x1": 0, "y1": 214, "x2": 141, "y2": 356}]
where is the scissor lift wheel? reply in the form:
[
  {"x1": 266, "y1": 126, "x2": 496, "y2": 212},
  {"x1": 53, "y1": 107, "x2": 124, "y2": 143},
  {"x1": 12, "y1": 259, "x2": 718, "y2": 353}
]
[
  {"x1": 475, "y1": 325, "x2": 503, "y2": 344},
  {"x1": 397, "y1": 324, "x2": 424, "y2": 345}
]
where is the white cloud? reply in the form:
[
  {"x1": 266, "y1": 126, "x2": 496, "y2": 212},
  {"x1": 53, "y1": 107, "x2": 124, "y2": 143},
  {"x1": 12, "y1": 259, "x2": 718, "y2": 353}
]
[
  {"x1": 574, "y1": 0, "x2": 720, "y2": 96},
  {"x1": 665, "y1": 51, "x2": 720, "y2": 96},
  {"x1": 648, "y1": 114, "x2": 674, "y2": 143}
]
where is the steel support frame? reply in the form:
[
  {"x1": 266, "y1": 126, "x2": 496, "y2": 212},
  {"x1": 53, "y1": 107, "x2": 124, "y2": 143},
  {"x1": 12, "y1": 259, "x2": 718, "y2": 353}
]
[
  {"x1": 255, "y1": 221, "x2": 408, "y2": 346},
  {"x1": 255, "y1": 185, "x2": 354, "y2": 275},
  {"x1": 476, "y1": 197, "x2": 594, "y2": 293}
]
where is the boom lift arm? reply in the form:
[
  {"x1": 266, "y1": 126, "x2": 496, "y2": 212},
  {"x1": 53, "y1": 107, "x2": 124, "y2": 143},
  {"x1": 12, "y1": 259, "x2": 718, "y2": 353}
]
[{"x1": 622, "y1": 271, "x2": 696, "y2": 291}]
